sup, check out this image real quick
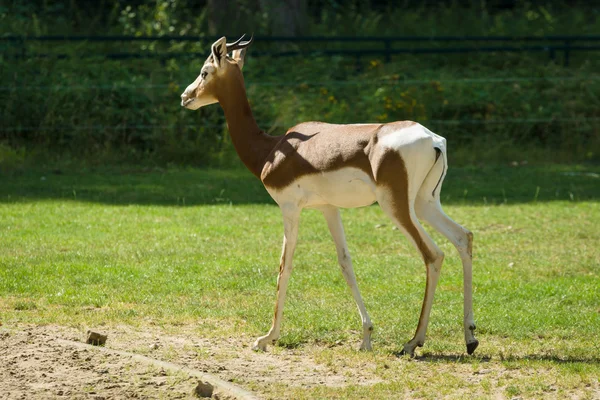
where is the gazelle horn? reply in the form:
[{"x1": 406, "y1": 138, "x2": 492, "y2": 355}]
[{"x1": 226, "y1": 34, "x2": 254, "y2": 52}]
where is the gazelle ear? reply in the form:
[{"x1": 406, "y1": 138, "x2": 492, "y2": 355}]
[
  {"x1": 232, "y1": 48, "x2": 247, "y2": 70},
  {"x1": 211, "y1": 37, "x2": 227, "y2": 68}
]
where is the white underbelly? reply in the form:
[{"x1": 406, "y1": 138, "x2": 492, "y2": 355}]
[{"x1": 267, "y1": 167, "x2": 377, "y2": 209}]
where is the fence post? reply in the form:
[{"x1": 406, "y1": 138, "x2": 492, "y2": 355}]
[
  {"x1": 549, "y1": 47, "x2": 556, "y2": 63},
  {"x1": 19, "y1": 37, "x2": 26, "y2": 61},
  {"x1": 384, "y1": 39, "x2": 392, "y2": 62},
  {"x1": 564, "y1": 40, "x2": 571, "y2": 67},
  {"x1": 355, "y1": 53, "x2": 362, "y2": 72}
]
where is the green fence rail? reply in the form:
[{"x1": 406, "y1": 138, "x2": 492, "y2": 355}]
[{"x1": 2, "y1": 35, "x2": 600, "y2": 66}]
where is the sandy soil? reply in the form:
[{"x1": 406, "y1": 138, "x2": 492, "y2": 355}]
[
  {"x1": 1, "y1": 324, "x2": 598, "y2": 399},
  {"x1": 0, "y1": 326, "x2": 200, "y2": 399},
  {"x1": 0, "y1": 324, "x2": 380, "y2": 399}
]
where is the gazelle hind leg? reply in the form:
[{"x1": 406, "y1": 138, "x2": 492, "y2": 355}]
[
  {"x1": 320, "y1": 206, "x2": 373, "y2": 351},
  {"x1": 252, "y1": 204, "x2": 300, "y2": 351},
  {"x1": 415, "y1": 196, "x2": 478, "y2": 354},
  {"x1": 376, "y1": 188, "x2": 445, "y2": 357}
]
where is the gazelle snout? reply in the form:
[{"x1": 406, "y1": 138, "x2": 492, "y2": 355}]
[
  {"x1": 180, "y1": 86, "x2": 195, "y2": 108},
  {"x1": 180, "y1": 74, "x2": 219, "y2": 110}
]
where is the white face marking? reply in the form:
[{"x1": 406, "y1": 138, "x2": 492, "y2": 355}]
[
  {"x1": 180, "y1": 64, "x2": 218, "y2": 109},
  {"x1": 199, "y1": 64, "x2": 216, "y2": 83}
]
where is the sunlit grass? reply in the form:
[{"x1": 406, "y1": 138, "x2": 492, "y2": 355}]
[{"x1": 1, "y1": 164, "x2": 599, "y2": 398}]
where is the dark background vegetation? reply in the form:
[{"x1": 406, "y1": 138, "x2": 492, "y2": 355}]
[{"x1": 1, "y1": 0, "x2": 599, "y2": 168}]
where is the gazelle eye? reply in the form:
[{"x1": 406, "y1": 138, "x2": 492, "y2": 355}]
[{"x1": 201, "y1": 71, "x2": 208, "y2": 79}]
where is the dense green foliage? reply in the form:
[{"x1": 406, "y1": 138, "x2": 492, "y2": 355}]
[{"x1": 1, "y1": 2, "x2": 599, "y2": 166}]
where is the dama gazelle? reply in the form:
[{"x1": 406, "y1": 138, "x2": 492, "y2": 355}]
[{"x1": 181, "y1": 35, "x2": 478, "y2": 357}]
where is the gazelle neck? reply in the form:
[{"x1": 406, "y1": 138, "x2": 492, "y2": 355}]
[{"x1": 217, "y1": 70, "x2": 279, "y2": 179}]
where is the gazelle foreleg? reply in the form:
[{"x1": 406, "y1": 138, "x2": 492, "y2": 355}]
[
  {"x1": 320, "y1": 206, "x2": 373, "y2": 351},
  {"x1": 415, "y1": 197, "x2": 478, "y2": 354},
  {"x1": 252, "y1": 204, "x2": 300, "y2": 351}
]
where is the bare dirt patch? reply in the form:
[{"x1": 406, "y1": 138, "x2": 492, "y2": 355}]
[
  {"x1": 0, "y1": 326, "x2": 203, "y2": 399},
  {"x1": 0, "y1": 324, "x2": 380, "y2": 399},
  {"x1": 1, "y1": 324, "x2": 598, "y2": 399}
]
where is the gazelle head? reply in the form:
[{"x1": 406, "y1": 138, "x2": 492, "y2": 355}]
[{"x1": 180, "y1": 35, "x2": 253, "y2": 110}]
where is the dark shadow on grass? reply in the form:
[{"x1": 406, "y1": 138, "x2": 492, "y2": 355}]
[
  {"x1": 403, "y1": 353, "x2": 600, "y2": 365},
  {"x1": 413, "y1": 354, "x2": 492, "y2": 363},
  {"x1": 275, "y1": 341, "x2": 306, "y2": 350},
  {"x1": 0, "y1": 164, "x2": 598, "y2": 205},
  {"x1": 500, "y1": 354, "x2": 600, "y2": 364}
]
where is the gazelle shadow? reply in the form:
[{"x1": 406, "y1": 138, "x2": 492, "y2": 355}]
[
  {"x1": 2, "y1": 165, "x2": 599, "y2": 205},
  {"x1": 395, "y1": 352, "x2": 600, "y2": 365}
]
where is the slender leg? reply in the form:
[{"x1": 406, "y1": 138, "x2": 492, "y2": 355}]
[
  {"x1": 320, "y1": 206, "x2": 373, "y2": 351},
  {"x1": 377, "y1": 189, "x2": 444, "y2": 357},
  {"x1": 415, "y1": 197, "x2": 478, "y2": 354},
  {"x1": 252, "y1": 205, "x2": 300, "y2": 351}
]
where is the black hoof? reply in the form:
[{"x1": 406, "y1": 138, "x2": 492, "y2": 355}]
[
  {"x1": 397, "y1": 349, "x2": 414, "y2": 358},
  {"x1": 466, "y1": 340, "x2": 479, "y2": 355}
]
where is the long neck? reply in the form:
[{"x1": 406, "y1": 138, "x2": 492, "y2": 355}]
[{"x1": 217, "y1": 71, "x2": 279, "y2": 179}]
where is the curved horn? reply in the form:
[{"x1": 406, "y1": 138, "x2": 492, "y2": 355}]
[
  {"x1": 226, "y1": 34, "x2": 253, "y2": 52},
  {"x1": 226, "y1": 34, "x2": 245, "y2": 50}
]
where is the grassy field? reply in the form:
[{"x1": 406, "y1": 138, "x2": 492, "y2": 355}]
[{"x1": 1, "y1": 164, "x2": 599, "y2": 398}]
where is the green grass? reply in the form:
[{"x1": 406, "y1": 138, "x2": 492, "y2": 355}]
[{"x1": 1, "y1": 164, "x2": 599, "y2": 398}]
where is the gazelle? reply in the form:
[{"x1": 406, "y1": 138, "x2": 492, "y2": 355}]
[{"x1": 181, "y1": 35, "x2": 478, "y2": 357}]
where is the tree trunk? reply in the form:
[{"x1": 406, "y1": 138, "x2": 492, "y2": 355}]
[
  {"x1": 259, "y1": 0, "x2": 307, "y2": 36},
  {"x1": 207, "y1": 0, "x2": 231, "y2": 36}
]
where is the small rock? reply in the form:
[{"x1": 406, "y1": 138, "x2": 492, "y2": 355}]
[
  {"x1": 194, "y1": 381, "x2": 214, "y2": 398},
  {"x1": 149, "y1": 343, "x2": 160, "y2": 350},
  {"x1": 86, "y1": 330, "x2": 107, "y2": 346}
]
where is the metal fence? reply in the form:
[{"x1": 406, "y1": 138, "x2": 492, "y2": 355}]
[
  {"x1": 1, "y1": 35, "x2": 598, "y2": 139},
  {"x1": 2, "y1": 34, "x2": 600, "y2": 66}
]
